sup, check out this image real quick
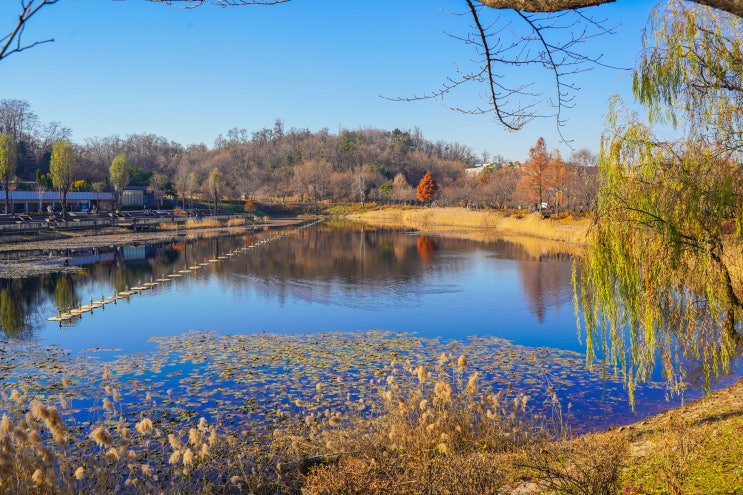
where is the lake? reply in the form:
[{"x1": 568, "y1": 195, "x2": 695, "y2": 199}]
[{"x1": 1, "y1": 221, "x2": 739, "y2": 432}]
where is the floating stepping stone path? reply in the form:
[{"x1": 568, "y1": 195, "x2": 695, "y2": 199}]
[{"x1": 46, "y1": 219, "x2": 324, "y2": 325}]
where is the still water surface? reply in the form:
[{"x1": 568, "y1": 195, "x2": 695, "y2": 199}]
[
  {"x1": 3, "y1": 224, "x2": 578, "y2": 353},
  {"x1": 1, "y1": 222, "x2": 739, "y2": 429}
]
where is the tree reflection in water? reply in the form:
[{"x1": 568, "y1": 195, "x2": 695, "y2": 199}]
[{"x1": 1, "y1": 224, "x2": 575, "y2": 340}]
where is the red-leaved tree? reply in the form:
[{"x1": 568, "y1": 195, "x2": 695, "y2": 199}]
[{"x1": 416, "y1": 170, "x2": 439, "y2": 204}]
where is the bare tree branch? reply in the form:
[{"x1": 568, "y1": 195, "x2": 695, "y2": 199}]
[
  {"x1": 467, "y1": 0, "x2": 520, "y2": 130},
  {"x1": 692, "y1": 0, "x2": 743, "y2": 17},
  {"x1": 478, "y1": 0, "x2": 743, "y2": 18},
  {"x1": 3, "y1": 0, "x2": 741, "y2": 145},
  {"x1": 388, "y1": 3, "x2": 620, "y2": 141},
  {"x1": 151, "y1": 0, "x2": 743, "y2": 15},
  {"x1": 0, "y1": 0, "x2": 58, "y2": 62},
  {"x1": 479, "y1": 0, "x2": 615, "y2": 11},
  {"x1": 147, "y1": 0, "x2": 289, "y2": 6}
]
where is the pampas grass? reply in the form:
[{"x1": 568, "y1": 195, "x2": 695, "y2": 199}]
[
  {"x1": 1, "y1": 333, "x2": 618, "y2": 495},
  {"x1": 0, "y1": 357, "x2": 566, "y2": 495}
]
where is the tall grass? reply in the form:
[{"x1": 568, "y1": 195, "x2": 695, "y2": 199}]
[
  {"x1": 350, "y1": 207, "x2": 589, "y2": 246},
  {"x1": 3, "y1": 340, "x2": 737, "y2": 494},
  {"x1": 0, "y1": 355, "x2": 569, "y2": 494},
  {"x1": 302, "y1": 355, "x2": 558, "y2": 495},
  {"x1": 158, "y1": 218, "x2": 222, "y2": 231}
]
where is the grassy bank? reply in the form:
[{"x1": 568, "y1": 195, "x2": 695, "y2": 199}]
[{"x1": 348, "y1": 207, "x2": 590, "y2": 246}]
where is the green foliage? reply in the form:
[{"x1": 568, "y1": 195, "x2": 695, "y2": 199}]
[
  {"x1": 35, "y1": 169, "x2": 52, "y2": 189},
  {"x1": 50, "y1": 140, "x2": 78, "y2": 212},
  {"x1": 379, "y1": 181, "x2": 393, "y2": 201},
  {"x1": 50, "y1": 141, "x2": 76, "y2": 190},
  {"x1": 579, "y1": 1, "x2": 743, "y2": 406},
  {"x1": 109, "y1": 153, "x2": 130, "y2": 193},
  {"x1": 70, "y1": 179, "x2": 89, "y2": 192},
  {"x1": 128, "y1": 165, "x2": 152, "y2": 187},
  {"x1": 0, "y1": 133, "x2": 17, "y2": 213},
  {"x1": 337, "y1": 130, "x2": 361, "y2": 155},
  {"x1": 0, "y1": 133, "x2": 17, "y2": 185},
  {"x1": 369, "y1": 162, "x2": 391, "y2": 179},
  {"x1": 390, "y1": 128, "x2": 413, "y2": 154},
  {"x1": 634, "y1": 1, "x2": 743, "y2": 149}
]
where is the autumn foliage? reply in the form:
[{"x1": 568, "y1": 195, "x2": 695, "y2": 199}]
[
  {"x1": 416, "y1": 170, "x2": 439, "y2": 204},
  {"x1": 416, "y1": 236, "x2": 437, "y2": 263},
  {"x1": 516, "y1": 137, "x2": 571, "y2": 211}
]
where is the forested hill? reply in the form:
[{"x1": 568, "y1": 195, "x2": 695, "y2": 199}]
[{"x1": 2, "y1": 101, "x2": 597, "y2": 209}]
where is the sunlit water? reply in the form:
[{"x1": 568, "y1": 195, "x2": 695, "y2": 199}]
[{"x1": 1, "y1": 222, "x2": 740, "y2": 430}]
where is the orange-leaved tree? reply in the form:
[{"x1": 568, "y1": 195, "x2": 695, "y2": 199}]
[
  {"x1": 416, "y1": 170, "x2": 439, "y2": 205},
  {"x1": 516, "y1": 137, "x2": 553, "y2": 210}
]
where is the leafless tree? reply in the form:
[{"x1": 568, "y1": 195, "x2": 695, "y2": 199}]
[
  {"x1": 0, "y1": 99, "x2": 38, "y2": 143},
  {"x1": 34, "y1": 121, "x2": 71, "y2": 162}
]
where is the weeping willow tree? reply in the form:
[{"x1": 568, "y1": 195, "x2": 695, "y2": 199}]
[{"x1": 579, "y1": 0, "x2": 743, "y2": 406}]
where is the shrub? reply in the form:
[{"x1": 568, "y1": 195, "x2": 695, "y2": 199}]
[{"x1": 521, "y1": 430, "x2": 628, "y2": 495}]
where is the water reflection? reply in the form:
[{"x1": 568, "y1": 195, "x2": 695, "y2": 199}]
[
  {"x1": 0, "y1": 274, "x2": 83, "y2": 338},
  {"x1": 1, "y1": 223, "x2": 577, "y2": 344},
  {"x1": 0, "y1": 282, "x2": 29, "y2": 338},
  {"x1": 2, "y1": 223, "x2": 741, "y2": 423},
  {"x1": 518, "y1": 256, "x2": 573, "y2": 323}
]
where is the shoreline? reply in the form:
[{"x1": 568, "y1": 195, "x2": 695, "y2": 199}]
[
  {"x1": 0, "y1": 218, "x2": 304, "y2": 279},
  {"x1": 1, "y1": 206, "x2": 741, "y2": 492},
  {"x1": 348, "y1": 206, "x2": 590, "y2": 245}
]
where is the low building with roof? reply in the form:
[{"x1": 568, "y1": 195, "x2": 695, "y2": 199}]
[{"x1": 0, "y1": 190, "x2": 114, "y2": 213}]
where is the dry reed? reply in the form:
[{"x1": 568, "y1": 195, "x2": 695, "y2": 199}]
[
  {"x1": 350, "y1": 207, "x2": 589, "y2": 246},
  {"x1": 1, "y1": 340, "x2": 631, "y2": 495}
]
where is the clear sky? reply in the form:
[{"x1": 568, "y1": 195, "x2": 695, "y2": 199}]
[{"x1": 0, "y1": 0, "x2": 654, "y2": 162}]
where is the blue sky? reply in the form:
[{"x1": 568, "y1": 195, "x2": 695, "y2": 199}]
[{"x1": 0, "y1": 0, "x2": 653, "y2": 162}]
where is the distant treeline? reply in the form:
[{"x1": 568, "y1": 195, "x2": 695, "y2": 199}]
[{"x1": 1, "y1": 99, "x2": 597, "y2": 210}]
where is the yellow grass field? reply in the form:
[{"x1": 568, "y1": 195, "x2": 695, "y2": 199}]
[{"x1": 350, "y1": 207, "x2": 590, "y2": 246}]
